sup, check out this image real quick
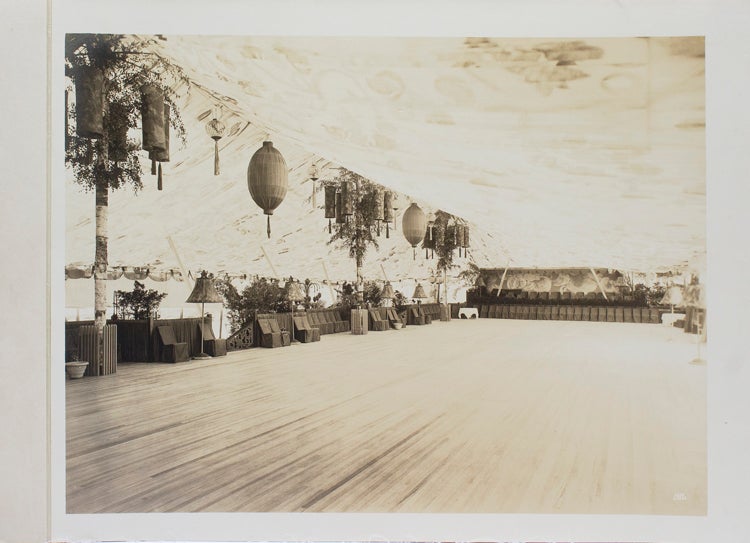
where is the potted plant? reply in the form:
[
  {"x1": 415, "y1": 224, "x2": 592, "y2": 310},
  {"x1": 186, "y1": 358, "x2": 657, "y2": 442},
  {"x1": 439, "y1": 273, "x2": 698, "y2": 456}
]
[
  {"x1": 65, "y1": 347, "x2": 89, "y2": 379},
  {"x1": 393, "y1": 290, "x2": 408, "y2": 328}
]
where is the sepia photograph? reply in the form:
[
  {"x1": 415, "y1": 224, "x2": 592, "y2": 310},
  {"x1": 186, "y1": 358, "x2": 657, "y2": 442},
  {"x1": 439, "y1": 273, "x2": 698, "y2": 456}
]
[{"x1": 60, "y1": 32, "x2": 707, "y2": 519}]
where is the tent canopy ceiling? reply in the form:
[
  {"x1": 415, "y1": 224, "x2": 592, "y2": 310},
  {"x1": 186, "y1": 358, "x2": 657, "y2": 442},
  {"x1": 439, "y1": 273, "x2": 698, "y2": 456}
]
[{"x1": 65, "y1": 35, "x2": 705, "y2": 282}]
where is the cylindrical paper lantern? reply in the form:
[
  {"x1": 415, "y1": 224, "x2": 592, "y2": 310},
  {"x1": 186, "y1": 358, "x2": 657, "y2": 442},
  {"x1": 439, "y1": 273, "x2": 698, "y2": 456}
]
[
  {"x1": 149, "y1": 103, "x2": 170, "y2": 162},
  {"x1": 341, "y1": 181, "x2": 353, "y2": 216},
  {"x1": 374, "y1": 188, "x2": 385, "y2": 221},
  {"x1": 141, "y1": 84, "x2": 166, "y2": 153},
  {"x1": 455, "y1": 224, "x2": 465, "y2": 256},
  {"x1": 106, "y1": 101, "x2": 128, "y2": 162},
  {"x1": 383, "y1": 191, "x2": 393, "y2": 221},
  {"x1": 422, "y1": 224, "x2": 435, "y2": 250},
  {"x1": 324, "y1": 185, "x2": 337, "y2": 219},
  {"x1": 324, "y1": 184, "x2": 336, "y2": 232},
  {"x1": 75, "y1": 66, "x2": 104, "y2": 139},
  {"x1": 247, "y1": 141, "x2": 289, "y2": 238},
  {"x1": 149, "y1": 103, "x2": 169, "y2": 190},
  {"x1": 402, "y1": 203, "x2": 426, "y2": 259},
  {"x1": 434, "y1": 218, "x2": 445, "y2": 247},
  {"x1": 383, "y1": 191, "x2": 393, "y2": 238},
  {"x1": 335, "y1": 191, "x2": 344, "y2": 224}
]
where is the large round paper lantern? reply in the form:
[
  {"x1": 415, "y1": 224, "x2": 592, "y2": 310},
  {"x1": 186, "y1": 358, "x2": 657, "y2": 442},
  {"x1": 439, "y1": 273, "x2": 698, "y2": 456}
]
[
  {"x1": 402, "y1": 203, "x2": 426, "y2": 260},
  {"x1": 75, "y1": 66, "x2": 104, "y2": 139},
  {"x1": 247, "y1": 141, "x2": 289, "y2": 238}
]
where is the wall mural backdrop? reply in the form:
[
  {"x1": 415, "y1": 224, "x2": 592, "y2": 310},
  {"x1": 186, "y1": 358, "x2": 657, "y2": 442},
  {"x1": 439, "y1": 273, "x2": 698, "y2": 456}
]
[{"x1": 480, "y1": 267, "x2": 623, "y2": 294}]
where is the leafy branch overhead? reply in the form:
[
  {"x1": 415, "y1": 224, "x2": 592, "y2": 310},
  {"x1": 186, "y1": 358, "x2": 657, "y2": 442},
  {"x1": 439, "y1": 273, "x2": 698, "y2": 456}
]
[
  {"x1": 65, "y1": 33, "x2": 187, "y2": 192},
  {"x1": 326, "y1": 169, "x2": 382, "y2": 266},
  {"x1": 427, "y1": 210, "x2": 467, "y2": 272}
]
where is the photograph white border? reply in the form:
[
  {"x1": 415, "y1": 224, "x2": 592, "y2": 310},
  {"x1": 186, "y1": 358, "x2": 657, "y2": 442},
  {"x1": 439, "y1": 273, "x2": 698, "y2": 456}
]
[{"x1": 25, "y1": 0, "x2": 750, "y2": 541}]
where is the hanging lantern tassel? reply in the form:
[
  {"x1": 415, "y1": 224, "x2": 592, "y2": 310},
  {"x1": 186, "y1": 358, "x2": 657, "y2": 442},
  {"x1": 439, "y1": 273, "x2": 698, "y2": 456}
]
[
  {"x1": 267, "y1": 215, "x2": 271, "y2": 238},
  {"x1": 386, "y1": 222, "x2": 390, "y2": 239},
  {"x1": 151, "y1": 159, "x2": 157, "y2": 175},
  {"x1": 308, "y1": 164, "x2": 320, "y2": 210},
  {"x1": 214, "y1": 139, "x2": 220, "y2": 175},
  {"x1": 206, "y1": 118, "x2": 226, "y2": 176},
  {"x1": 158, "y1": 163, "x2": 163, "y2": 190}
]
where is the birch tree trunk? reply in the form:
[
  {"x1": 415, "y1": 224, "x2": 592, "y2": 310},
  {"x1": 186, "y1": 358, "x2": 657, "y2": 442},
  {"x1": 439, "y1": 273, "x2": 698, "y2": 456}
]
[
  {"x1": 356, "y1": 254, "x2": 364, "y2": 307},
  {"x1": 94, "y1": 180, "x2": 108, "y2": 376},
  {"x1": 444, "y1": 268, "x2": 449, "y2": 308}
]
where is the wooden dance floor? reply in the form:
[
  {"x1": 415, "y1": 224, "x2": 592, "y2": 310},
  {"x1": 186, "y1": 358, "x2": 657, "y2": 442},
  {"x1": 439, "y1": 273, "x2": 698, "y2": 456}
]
[{"x1": 66, "y1": 319, "x2": 706, "y2": 514}]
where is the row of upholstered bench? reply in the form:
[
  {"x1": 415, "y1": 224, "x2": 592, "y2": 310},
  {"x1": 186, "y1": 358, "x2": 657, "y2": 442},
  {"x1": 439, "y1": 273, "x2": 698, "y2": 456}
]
[
  {"x1": 478, "y1": 304, "x2": 661, "y2": 323},
  {"x1": 306, "y1": 310, "x2": 350, "y2": 334},
  {"x1": 254, "y1": 310, "x2": 350, "y2": 348}
]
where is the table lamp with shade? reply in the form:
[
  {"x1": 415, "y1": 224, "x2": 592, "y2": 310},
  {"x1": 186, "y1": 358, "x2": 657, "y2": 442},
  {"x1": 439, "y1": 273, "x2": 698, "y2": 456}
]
[
  {"x1": 381, "y1": 281, "x2": 395, "y2": 306},
  {"x1": 660, "y1": 285, "x2": 684, "y2": 314},
  {"x1": 186, "y1": 271, "x2": 223, "y2": 359},
  {"x1": 285, "y1": 278, "x2": 306, "y2": 342},
  {"x1": 412, "y1": 282, "x2": 427, "y2": 302}
]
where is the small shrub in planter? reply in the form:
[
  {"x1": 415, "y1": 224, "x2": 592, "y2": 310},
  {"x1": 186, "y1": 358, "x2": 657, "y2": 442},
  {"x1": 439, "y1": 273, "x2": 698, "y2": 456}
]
[
  {"x1": 65, "y1": 347, "x2": 89, "y2": 379},
  {"x1": 115, "y1": 281, "x2": 168, "y2": 320}
]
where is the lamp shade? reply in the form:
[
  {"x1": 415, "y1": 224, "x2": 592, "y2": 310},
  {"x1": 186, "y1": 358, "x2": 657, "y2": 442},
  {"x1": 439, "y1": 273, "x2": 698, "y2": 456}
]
[
  {"x1": 412, "y1": 283, "x2": 427, "y2": 299},
  {"x1": 660, "y1": 285, "x2": 684, "y2": 306},
  {"x1": 186, "y1": 271, "x2": 223, "y2": 304},
  {"x1": 381, "y1": 282, "x2": 395, "y2": 299},
  {"x1": 286, "y1": 280, "x2": 306, "y2": 302}
]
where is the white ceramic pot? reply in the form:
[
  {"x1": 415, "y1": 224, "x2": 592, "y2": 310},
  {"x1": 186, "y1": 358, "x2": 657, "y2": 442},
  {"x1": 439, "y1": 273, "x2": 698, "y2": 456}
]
[{"x1": 65, "y1": 361, "x2": 89, "y2": 379}]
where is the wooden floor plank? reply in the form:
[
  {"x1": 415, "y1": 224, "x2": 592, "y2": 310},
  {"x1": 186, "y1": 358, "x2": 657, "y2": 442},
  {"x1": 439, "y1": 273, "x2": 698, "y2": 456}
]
[{"x1": 66, "y1": 319, "x2": 706, "y2": 514}]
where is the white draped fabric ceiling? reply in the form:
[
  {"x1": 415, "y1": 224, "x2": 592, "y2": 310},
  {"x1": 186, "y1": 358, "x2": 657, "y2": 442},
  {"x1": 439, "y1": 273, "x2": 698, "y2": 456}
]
[{"x1": 65, "y1": 35, "x2": 705, "y2": 283}]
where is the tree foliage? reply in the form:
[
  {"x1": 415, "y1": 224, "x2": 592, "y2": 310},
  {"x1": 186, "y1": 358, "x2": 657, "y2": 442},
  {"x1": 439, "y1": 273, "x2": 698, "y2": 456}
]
[
  {"x1": 458, "y1": 261, "x2": 482, "y2": 286},
  {"x1": 326, "y1": 169, "x2": 382, "y2": 267},
  {"x1": 214, "y1": 276, "x2": 288, "y2": 333},
  {"x1": 114, "y1": 281, "x2": 168, "y2": 319},
  {"x1": 430, "y1": 210, "x2": 464, "y2": 273},
  {"x1": 335, "y1": 280, "x2": 384, "y2": 309},
  {"x1": 65, "y1": 33, "x2": 186, "y2": 193}
]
